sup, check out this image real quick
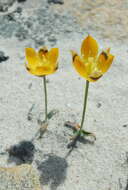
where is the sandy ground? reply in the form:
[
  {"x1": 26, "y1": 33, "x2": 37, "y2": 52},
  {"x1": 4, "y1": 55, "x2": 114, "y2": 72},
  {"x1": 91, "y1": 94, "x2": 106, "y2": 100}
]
[{"x1": 0, "y1": 0, "x2": 128, "y2": 189}]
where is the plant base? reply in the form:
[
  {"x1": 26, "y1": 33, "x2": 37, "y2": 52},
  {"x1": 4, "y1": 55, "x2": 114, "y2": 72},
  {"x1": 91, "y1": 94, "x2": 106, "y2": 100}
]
[{"x1": 65, "y1": 121, "x2": 96, "y2": 142}]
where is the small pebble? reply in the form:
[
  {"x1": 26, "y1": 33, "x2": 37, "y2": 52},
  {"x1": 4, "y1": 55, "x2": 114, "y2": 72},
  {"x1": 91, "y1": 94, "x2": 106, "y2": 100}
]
[
  {"x1": 97, "y1": 102, "x2": 102, "y2": 108},
  {"x1": 123, "y1": 124, "x2": 127, "y2": 127},
  {"x1": 48, "y1": 0, "x2": 64, "y2": 4},
  {"x1": 17, "y1": 0, "x2": 27, "y2": 2},
  {"x1": 0, "y1": 51, "x2": 9, "y2": 63},
  {"x1": 28, "y1": 83, "x2": 32, "y2": 89},
  {"x1": 16, "y1": 7, "x2": 22, "y2": 13}
]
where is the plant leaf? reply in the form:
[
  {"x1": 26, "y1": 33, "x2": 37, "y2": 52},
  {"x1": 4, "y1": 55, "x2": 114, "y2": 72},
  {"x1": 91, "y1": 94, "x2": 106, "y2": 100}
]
[
  {"x1": 47, "y1": 109, "x2": 59, "y2": 119},
  {"x1": 81, "y1": 130, "x2": 96, "y2": 140}
]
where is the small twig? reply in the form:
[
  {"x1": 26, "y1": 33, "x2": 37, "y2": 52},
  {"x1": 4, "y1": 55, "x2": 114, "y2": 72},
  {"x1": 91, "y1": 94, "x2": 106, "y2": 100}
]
[{"x1": 65, "y1": 135, "x2": 80, "y2": 159}]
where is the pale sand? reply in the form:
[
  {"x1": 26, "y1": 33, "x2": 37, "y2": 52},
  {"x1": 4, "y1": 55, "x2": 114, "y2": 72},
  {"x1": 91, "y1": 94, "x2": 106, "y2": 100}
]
[{"x1": 0, "y1": 0, "x2": 128, "y2": 189}]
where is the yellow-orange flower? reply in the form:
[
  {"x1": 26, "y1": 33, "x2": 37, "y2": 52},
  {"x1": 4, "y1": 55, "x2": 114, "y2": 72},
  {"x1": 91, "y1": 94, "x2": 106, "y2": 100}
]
[
  {"x1": 71, "y1": 35, "x2": 114, "y2": 82},
  {"x1": 25, "y1": 47, "x2": 59, "y2": 76}
]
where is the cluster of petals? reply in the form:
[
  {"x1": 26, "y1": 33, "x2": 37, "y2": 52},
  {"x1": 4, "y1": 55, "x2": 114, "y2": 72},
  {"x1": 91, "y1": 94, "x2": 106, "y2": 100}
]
[
  {"x1": 25, "y1": 47, "x2": 59, "y2": 76},
  {"x1": 71, "y1": 35, "x2": 114, "y2": 82},
  {"x1": 25, "y1": 35, "x2": 114, "y2": 81}
]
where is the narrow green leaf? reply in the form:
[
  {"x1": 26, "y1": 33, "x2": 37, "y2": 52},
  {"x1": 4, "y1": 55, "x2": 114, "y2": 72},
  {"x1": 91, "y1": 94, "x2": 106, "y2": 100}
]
[
  {"x1": 47, "y1": 109, "x2": 59, "y2": 119},
  {"x1": 81, "y1": 130, "x2": 96, "y2": 140}
]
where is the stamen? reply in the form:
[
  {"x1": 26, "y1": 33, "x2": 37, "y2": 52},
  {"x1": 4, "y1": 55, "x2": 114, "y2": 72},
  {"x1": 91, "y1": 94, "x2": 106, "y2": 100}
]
[{"x1": 101, "y1": 52, "x2": 108, "y2": 60}]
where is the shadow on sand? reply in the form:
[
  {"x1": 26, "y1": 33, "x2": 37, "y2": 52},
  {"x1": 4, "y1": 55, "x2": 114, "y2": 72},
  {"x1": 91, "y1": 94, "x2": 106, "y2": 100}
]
[
  {"x1": 7, "y1": 140, "x2": 35, "y2": 165},
  {"x1": 37, "y1": 153, "x2": 68, "y2": 190},
  {"x1": 65, "y1": 135, "x2": 94, "y2": 158}
]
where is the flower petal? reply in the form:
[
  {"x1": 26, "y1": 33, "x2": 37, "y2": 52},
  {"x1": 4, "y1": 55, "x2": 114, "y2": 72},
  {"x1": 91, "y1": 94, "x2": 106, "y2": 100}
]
[
  {"x1": 35, "y1": 66, "x2": 53, "y2": 76},
  {"x1": 25, "y1": 48, "x2": 38, "y2": 69},
  {"x1": 71, "y1": 51, "x2": 90, "y2": 80},
  {"x1": 27, "y1": 66, "x2": 57, "y2": 76},
  {"x1": 81, "y1": 35, "x2": 98, "y2": 59},
  {"x1": 98, "y1": 51, "x2": 114, "y2": 73},
  {"x1": 48, "y1": 48, "x2": 59, "y2": 67},
  {"x1": 71, "y1": 51, "x2": 102, "y2": 82},
  {"x1": 89, "y1": 71, "x2": 103, "y2": 82},
  {"x1": 38, "y1": 47, "x2": 59, "y2": 70}
]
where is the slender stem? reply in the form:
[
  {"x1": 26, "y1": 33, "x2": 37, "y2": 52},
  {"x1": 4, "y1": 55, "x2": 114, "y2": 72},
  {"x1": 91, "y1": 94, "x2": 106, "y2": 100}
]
[
  {"x1": 43, "y1": 76, "x2": 48, "y2": 122},
  {"x1": 80, "y1": 80, "x2": 89, "y2": 131}
]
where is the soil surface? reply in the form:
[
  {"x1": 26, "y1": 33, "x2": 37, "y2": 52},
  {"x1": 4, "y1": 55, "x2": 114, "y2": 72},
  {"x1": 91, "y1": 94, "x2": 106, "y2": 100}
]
[{"x1": 0, "y1": 0, "x2": 128, "y2": 190}]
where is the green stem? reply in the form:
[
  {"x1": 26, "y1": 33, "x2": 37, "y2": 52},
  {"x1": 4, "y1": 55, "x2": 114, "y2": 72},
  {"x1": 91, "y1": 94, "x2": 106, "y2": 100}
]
[
  {"x1": 43, "y1": 76, "x2": 48, "y2": 122},
  {"x1": 80, "y1": 80, "x2": 89, "y2": 131}
]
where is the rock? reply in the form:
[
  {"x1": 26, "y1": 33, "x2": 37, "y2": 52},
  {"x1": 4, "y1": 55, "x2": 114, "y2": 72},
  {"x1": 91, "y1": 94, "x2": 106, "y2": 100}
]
[
  {"x1": 34, "y1": 38, "x2": 45, "y2": 48},
  {"x1": 0, "y1": 164, "x2": 41, "y2": 190},
  {"x1": 0, "y1": 0, "x2": 15, "y2": 12},
  {"x1": 5, "y1": 13, "x2": 16, "y2": 21},
  {"x1": 17, "y1": 0, "x2": 27, "y2": 2},
  {"x1": 97, "y1": 102, "x2": 102, "y2": 108},
  {"x1": 123, "y1": 124, "x2": 127, "y2": 128},
  {"x1": 48, "y1": 36, "x2": 57, "y2": 45},
  {"x1": 0, "y1": 1, "x2": 78, "y2": 41},
  {"x1": 15, "y1": 27, "x2": 29, "y2": 41},
  {"x1": 0, "y1": 51, "x2": 9, "y2": 63},
  {"x1": 48, "y1": 0, "x2": 64, "y2": 5},
  {"x1": 15, "y1": 7, "x2": 22, "y2": 13}
]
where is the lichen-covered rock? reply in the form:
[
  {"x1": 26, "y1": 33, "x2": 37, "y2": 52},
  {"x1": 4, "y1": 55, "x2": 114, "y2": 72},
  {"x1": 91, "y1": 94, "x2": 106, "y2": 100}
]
[
  {"x1": 48, "y1": 0, "x2": 64, "y2": 4},
  {"x1": 0, "y1": 0, "x2": 15, "y2": 12},
  {"x1": 0, "y1": 164, "x2": 41, "y2": 190}
]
